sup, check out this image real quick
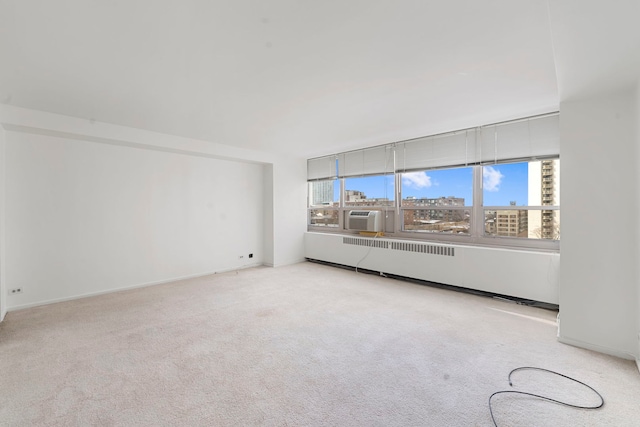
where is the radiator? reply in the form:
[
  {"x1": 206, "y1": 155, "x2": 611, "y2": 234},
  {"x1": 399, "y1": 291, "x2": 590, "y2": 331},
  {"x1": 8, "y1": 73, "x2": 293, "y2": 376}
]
[{"x1": 304, "y1": 232, "x2": 559, "y2": 304}]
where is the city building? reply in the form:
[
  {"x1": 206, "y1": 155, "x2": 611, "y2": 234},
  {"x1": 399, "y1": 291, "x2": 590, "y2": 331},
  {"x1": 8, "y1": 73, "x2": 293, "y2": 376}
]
[
  {"x1": 528, "y1": 159, "x2": 560, "y2": 239},
  {"x1": 494, "y1": 209, "x2": 529, "y2": 237},
  {"x1": 310, "y1": 180, "x2": 334, "y2": 206},
  {"x1": 540, "y1": 160, "x2": 560, "y2": 239},
  {"x1": 403, "y1": 197, "x2": 468, "y2": 233},
  {"x1": 344, "y1": 189, "x2": 366, "y2": 203}
]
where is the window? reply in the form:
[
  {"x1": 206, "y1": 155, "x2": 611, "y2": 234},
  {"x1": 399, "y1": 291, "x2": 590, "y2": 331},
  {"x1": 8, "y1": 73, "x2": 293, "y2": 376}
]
[
  {"x1": 309, "y1": 208, "x2": 340, "y2": 227},
  {"x1": 483, "y1": 160, "x2": 560, "y2": 240},
  {"x1": 306, "y1": 113, "x2": 560, "y2": 250},
  {"x1": 344, "y1": 175, "x2": 394, "y2": 207},
  {"x1": 308, "y1": 179, "x2": 339, "y2": 207},
  {"x1": 308, "y1": 180, "x2": 339, "y2": 227},
  {"x1": 401, "y1": 167, "x2": 472, "y2": 234}
]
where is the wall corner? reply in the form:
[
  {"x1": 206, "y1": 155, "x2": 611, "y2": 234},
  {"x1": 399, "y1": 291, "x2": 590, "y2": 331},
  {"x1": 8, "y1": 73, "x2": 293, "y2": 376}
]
[
  {"x1": 263, "y1": 163, "x2": 275, "y2": 267},
  {"x1": 0, "y1": 124, "x2": 6, "y2": 321},
  {"x1": 271, "y1": 156, "x2": 307, "y2": 267}
]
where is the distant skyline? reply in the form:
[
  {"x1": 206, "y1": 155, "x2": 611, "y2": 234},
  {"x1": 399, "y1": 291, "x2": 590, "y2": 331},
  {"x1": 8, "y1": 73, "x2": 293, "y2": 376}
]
[
  {"x1": 400, "y1": 167, "x2": 473, "y2": 205},
  {"x1": 340, "y1": 163, "x2": 531, "y2": 206}
]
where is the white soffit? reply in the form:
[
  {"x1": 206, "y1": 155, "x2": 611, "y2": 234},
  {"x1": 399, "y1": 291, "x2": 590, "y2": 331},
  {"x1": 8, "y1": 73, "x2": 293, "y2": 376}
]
[
  {"x1": 548, "y1": 0, "x2": 640, "y2": 101},
  {"x1": 0, "y1": 1, "x2": 559, "y2": 158}
]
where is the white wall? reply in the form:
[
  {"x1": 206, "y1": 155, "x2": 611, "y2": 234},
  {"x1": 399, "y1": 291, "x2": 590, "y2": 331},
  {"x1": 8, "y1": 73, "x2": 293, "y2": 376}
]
[
  {"x1": 263, "y1": 164, "x2": 275, "y2": 266},
  {"x1": 0, "y1": 105, "x2": 307, "y2": 311},
  {"x1": 305, "y1": 232, "x2": 560, "y2": 304},
  {"x1": 559, "y1": 88, "x2": 639, "y2": 359},
  {"x1": 0, "y1": 126, "x2": 5, "y2": 320},
  {"x1": 637, "y1": 79, "x2": 640, "y2": 368},
  {"x1": 4, "y1": 130, "x2": 264, "y2": 309},
  {"x1": 272, "y1": 159, "x2": 307, "y2": 267},
  {"x1": 260, "y1": 160, "x2": 307, "y2": 268}
]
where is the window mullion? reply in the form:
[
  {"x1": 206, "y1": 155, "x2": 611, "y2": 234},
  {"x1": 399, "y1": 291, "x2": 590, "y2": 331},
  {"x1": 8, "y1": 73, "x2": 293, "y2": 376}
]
[
  {"x1": 395, "y1": 172, "x2": 401, "y2": 233},
  {"x1": 472, "y1": 165, "x2": 484, "y2": 239},
  {"x1": 339, "y1": 178, "x2": 345, "y2": 230}
]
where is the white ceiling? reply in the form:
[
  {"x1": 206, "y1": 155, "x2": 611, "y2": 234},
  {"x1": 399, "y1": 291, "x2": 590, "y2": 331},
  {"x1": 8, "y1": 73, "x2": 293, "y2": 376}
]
[{"x1": 0, "y1": 1, "x2": 638, "y2": 159}]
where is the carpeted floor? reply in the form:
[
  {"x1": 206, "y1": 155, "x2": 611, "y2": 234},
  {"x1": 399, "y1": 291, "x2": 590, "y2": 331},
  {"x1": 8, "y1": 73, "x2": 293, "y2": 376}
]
[{"x1": 1, "y1": 261, "x2": 638, "y2": 426}]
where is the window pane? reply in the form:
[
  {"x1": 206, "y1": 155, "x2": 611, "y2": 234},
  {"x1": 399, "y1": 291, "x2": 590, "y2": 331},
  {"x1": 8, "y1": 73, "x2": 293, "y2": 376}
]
[
  {"x1": 403, "y1": 208, "x2": 470, "y2": 234},
  {"x1": 483, "y1": 159, "x2": 559, "y2": 207},
  {"x1": 484, "y1": 209, "x2": 560, "y2": 240},
  {"x1": 308, "y1": 180, "x2": 339, "y2": 207},
  {"x1": 344, "y1": 175, "x2": 394, "y2": 207},
  {"x1": 482, "y1": 159, "x2": 560, "y2": 240},
  {"x1": 401, "y1": 167, "x2": 472, "y2": 207},
  {"x1": 309, "y1": 209, "x2": 339, "y2": 227},
  {"x1": 528, "y1": 210, "x2": 561, "y2": 240}
]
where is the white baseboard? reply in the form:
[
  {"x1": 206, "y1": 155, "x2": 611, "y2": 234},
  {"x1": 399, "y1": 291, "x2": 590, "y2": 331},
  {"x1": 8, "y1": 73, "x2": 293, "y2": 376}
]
[
  {"x1": 7, "y1": 264, "x2": 264, "y2": 312},
  {"x1": 637, "y1": 338, "x2": 640, "y2": 374},
  {"x1": 558, "y1": 334, "x2": 636, "y2": 361},
  {"x1": 304, "y1": 232, "x2": 559, "y2": 304},
  {"x1": 264, "y1": 257, "x2": 307, "y2": 268},
  {"x1": 277, "y1": 257, "x2": 307, "y2": 267}
]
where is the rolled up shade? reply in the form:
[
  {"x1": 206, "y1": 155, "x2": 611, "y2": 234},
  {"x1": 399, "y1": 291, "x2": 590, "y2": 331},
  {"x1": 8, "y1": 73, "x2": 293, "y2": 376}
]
[
  {"x1": 307, "y1": 113, "x2": 559, "y2": 180},
  {"x1": 339, "y1": 145, "x2": 394, "y2": 178},
  {"x1": 307, "y1": 155, "x2": 337, "y2": 181},
  {"x1": 396, "y1": 129, "x2": 477, "y2": 172},
  {"x1": 477, "y1": 114, "x2": 559, "y2": 164}
]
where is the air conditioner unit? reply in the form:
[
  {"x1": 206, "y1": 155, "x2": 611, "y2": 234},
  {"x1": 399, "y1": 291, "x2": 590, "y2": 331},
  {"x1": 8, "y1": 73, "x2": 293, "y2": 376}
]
[{"x1": 347, "y1": 210, "x2": 382, "y2": 232}]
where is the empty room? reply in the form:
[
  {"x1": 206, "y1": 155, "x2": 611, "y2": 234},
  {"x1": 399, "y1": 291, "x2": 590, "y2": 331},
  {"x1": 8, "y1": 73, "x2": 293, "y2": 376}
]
[{"x1": 1, "y1": 1, "x2": 640, "y2": 426}]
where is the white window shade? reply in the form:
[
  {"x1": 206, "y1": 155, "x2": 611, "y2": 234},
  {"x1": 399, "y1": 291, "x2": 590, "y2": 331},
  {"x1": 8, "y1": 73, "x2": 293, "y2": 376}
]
[
  {"x1": 308, "y1": 155, "x2": 337, "y2": 181},
  {"x1": 528, "y1": 114, "x2": 560, "y2": 158},
  {"x1": 339, "y1": 145, "x2": 394, "y2": 177},
  {"x1": 397, "y1": 130, "x2": 477, "y2": 172},
  {"x1": 308, "y1": 113, "x2": 558, "y2": 178},
  {"x1": 477, "y1": 114, "x2": 559, "y2": 164}
]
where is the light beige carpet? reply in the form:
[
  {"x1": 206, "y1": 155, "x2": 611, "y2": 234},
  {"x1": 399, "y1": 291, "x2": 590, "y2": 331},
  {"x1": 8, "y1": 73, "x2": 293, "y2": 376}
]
[{"x1": 1, "y1": 261, "x2": 638, "y2": 426}]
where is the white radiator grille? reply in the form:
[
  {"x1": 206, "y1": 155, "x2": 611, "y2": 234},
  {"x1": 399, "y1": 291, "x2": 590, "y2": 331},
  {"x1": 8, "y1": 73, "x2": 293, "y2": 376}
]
[
  {"x1": 342, "y1": 237, "x2": 390, "y2": 249},
  {"x1": 391, "y1": 241, "x2": 455, "y2": 256},
  {"x1": 342, "y1": 237, "x2": 454, "y2": 256}
]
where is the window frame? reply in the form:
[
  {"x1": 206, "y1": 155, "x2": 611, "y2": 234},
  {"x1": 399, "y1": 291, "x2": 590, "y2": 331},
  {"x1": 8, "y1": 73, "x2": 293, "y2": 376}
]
[
  {"x1": 307, "y1": 158, "x2": 560, "y2": 252},
  {"x1": 307, "y1": 113, "x2": 560, "y2": 251},
  {"x1": 307, "y1": 179, "x2": 341, "y2": 229}
]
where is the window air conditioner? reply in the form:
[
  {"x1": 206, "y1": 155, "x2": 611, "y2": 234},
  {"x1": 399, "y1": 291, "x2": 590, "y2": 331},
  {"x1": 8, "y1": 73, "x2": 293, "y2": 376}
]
[{"x1": 347, "y1": 210, "x2": 382, "y2": 232}]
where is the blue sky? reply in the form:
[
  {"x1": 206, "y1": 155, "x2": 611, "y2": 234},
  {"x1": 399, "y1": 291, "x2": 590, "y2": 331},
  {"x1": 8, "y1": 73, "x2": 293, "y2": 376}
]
[
  {"x1": 341, "y1": 163, "x2": 530, "y2": 206},
  {"x1": 482, "y1": 163, "x2": 529, "y2": 206}
]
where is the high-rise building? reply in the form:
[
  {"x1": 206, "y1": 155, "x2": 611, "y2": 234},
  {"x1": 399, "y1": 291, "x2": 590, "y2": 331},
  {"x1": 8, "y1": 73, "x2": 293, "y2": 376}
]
[
  {"x1": 528, "y1": 159, "x2": 560, "y2": 239},
  {"x1": 310, "y1": 180, "x2": 334, "y2": 205},
  {"x1": 540, "y1": 160, "x2": 559, "y2": 239}
]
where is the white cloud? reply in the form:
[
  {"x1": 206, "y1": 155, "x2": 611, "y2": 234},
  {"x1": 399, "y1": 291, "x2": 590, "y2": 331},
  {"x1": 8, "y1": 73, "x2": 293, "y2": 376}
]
[
  {"x1": 402, "y1": 171, "x2": 431, "y2": 189},
  {"x1": 483, "y1": 166, "x2": 504, "y2": 192}
]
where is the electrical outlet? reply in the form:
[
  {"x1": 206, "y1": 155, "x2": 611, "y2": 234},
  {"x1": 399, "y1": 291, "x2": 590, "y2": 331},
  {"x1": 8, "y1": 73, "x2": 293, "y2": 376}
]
[
  {"x1": 249, "y1": 253, "x2": 253, "y2": 258},
  {"x1": 10, "y1": 288, "x2": 22, "y2": 294}
]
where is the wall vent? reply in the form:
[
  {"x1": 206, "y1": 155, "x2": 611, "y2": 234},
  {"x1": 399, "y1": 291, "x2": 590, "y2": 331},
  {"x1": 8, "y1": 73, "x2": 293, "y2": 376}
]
[
  {"x1": 343, "y1": 237, "x2": 390, "y2": 249},
  {"x1": 342, "y1": 237, "x2": 454, "y2": 256},
  {"x1": 391, "y1": 241, "x2": 455, "y2": 257}
]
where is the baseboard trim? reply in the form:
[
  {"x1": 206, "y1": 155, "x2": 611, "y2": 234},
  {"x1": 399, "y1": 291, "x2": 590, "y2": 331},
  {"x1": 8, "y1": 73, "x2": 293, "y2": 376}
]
[
  {"x1": 558, "y1": 334, "x2": 636, "y2": 361},
  {"x1": 269, "y1": 258, "x2": 307, "y2": 268},
  {"x1": 6, "y1": 264, "x2": 263, "y2": 312}
]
